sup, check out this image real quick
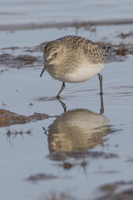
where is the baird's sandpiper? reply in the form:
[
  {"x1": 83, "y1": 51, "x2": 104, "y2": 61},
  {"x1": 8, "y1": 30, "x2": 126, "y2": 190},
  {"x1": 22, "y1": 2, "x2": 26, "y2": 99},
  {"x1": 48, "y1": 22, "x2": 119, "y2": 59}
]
[{"x1": 40, "y1": 35, "x2": 111, "y2": 98}]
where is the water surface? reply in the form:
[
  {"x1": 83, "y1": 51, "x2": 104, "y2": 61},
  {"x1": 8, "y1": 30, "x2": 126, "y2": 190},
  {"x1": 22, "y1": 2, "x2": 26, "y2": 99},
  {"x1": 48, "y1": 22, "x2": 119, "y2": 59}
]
[{"x1": 0, "y1": 0, "x2": 133, "y2": 200}]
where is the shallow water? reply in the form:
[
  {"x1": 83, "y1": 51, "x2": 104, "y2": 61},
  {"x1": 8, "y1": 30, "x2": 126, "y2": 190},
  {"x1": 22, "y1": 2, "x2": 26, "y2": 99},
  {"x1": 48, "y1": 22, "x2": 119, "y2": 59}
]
[
  {"x1": 1, "y1": 0, "x2": 133, "y2": 200},
  {"x1": 0, "y1": 0, "x2": 133, "y2": 25}
]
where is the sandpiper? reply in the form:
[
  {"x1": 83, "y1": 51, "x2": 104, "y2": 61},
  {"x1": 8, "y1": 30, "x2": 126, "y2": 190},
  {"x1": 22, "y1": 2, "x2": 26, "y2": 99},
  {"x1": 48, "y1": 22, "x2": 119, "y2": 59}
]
[{"x1": 40, "y1": 35, "x2": 111, "y2": 98}]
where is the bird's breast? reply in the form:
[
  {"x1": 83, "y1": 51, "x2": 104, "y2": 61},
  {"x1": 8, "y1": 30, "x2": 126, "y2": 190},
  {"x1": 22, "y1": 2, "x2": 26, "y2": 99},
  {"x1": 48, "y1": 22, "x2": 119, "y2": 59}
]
[{"x1": 46, "y1": 62, "x2": 105, "y2": 83}]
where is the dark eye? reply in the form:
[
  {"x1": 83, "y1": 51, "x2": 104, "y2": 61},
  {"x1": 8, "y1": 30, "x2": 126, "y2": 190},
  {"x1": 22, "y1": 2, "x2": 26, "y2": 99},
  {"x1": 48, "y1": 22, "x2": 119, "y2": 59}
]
[{"x1": 54, "y1": 52, "x2": 57, "y2": 56}]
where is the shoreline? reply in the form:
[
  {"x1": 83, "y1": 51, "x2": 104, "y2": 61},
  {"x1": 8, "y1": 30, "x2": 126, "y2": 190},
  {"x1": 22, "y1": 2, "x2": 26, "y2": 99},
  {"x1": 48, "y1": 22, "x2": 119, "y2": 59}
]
[{"x1": 0, "y1": 18, "x2": 133, "y2": 32}]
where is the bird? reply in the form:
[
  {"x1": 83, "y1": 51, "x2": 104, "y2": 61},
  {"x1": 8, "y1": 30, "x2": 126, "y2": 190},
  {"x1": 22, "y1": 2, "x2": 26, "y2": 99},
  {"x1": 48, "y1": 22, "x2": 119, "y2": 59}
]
[{"x1": 40, "y1": 35, "x2": 111, "y2": 98}]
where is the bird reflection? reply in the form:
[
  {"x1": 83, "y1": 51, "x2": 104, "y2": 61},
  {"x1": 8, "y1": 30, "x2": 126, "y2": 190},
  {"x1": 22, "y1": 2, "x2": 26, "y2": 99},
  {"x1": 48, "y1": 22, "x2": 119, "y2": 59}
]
[
  {"x1": 59, "y1": 91, "x2": 104, "y2": 114},
  {"x1": 46, "y1": 107, "x2": 111, "y2": 152}
]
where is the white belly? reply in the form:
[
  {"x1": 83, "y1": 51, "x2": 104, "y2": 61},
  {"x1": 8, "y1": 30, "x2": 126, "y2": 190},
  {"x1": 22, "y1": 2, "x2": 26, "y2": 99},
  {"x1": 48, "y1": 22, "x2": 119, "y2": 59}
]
[{"x1": 53, "y1": 63, "x2": 105, "y2": 83}]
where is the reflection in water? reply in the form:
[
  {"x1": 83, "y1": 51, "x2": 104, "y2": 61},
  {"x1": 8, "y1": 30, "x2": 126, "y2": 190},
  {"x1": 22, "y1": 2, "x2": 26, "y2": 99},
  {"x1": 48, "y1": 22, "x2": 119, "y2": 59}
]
[{"x1": 47, "y1": 108, "x2": 111, "y2": 152}]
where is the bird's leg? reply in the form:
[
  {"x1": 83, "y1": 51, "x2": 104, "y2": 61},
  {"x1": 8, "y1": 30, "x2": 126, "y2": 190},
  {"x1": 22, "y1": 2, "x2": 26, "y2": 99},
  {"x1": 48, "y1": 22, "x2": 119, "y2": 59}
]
[
  {"x1": 98, "y1": 73, "x2": 103, "y2": 95},
  {"x1": 99, "y1": 91, "x2": 104, "y2": 114},
  {"x1": 98, "y1": 73, "x2": 104, "y2": 114},
  {"x1": 58, "y1": 100, "x2": 67, "y2": 112},
  {"x1": 55, "y1": 82, "x2": 65, "y2": 99}
]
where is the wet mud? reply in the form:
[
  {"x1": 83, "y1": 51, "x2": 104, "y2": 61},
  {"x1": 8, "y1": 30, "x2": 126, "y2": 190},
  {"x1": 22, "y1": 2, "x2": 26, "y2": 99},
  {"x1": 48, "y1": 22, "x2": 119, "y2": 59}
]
[
  {"x1": 0, "y1": 53, "x2": 43, "y2": 68},
  {"x1": 96, "y1": 181, "x2": 133, "y2": 200},
  {"x1": 25, "y1": 173, "x2": 59, "y2": 183},
  {"x1": 0, "y1": 109, "x2": 49, "y2": 127}
]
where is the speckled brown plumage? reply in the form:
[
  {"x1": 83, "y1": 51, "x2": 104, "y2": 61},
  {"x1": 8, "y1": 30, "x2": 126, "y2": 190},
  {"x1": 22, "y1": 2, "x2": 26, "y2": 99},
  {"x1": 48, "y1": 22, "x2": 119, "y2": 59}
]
[{"x1": 40, "y1": 35, "x2": 111, "y2": 98}]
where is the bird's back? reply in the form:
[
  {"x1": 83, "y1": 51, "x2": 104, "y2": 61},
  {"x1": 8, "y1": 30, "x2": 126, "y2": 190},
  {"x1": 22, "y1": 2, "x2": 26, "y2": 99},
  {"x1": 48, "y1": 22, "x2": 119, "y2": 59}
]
[{"x1": 58, "y1": 35, "x2": 111, "y2": 64}]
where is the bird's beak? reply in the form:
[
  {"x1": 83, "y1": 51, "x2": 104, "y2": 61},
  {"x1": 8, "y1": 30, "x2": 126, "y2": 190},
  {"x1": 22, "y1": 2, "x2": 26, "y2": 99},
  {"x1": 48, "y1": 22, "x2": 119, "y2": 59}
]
[{"x1": 40, "y1": 59, "x2": 47, "y2": 77}]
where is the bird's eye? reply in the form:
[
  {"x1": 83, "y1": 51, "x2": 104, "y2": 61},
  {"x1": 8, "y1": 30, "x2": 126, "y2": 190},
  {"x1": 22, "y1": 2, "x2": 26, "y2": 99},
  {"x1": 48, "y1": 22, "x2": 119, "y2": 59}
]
[{"x1": 54, "y1": 52, "x2": 57, "y2": 56}]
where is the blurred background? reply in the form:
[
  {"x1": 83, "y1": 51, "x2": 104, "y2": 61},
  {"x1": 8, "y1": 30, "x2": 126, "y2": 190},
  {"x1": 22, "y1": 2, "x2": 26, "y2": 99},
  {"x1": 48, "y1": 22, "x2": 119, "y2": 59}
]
[
  {"x1": 1, "y1": 0, "x2": 133, "y2": 25},
  {"x1": 1, "y1": 1, "x2": 133, "y2": 200}
]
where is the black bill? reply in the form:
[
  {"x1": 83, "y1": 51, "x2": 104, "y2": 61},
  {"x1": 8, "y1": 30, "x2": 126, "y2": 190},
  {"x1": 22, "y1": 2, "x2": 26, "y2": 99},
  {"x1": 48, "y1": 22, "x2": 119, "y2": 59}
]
[{"x1": 40, "y1": 59, "x2": 47, "y2": 77}]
